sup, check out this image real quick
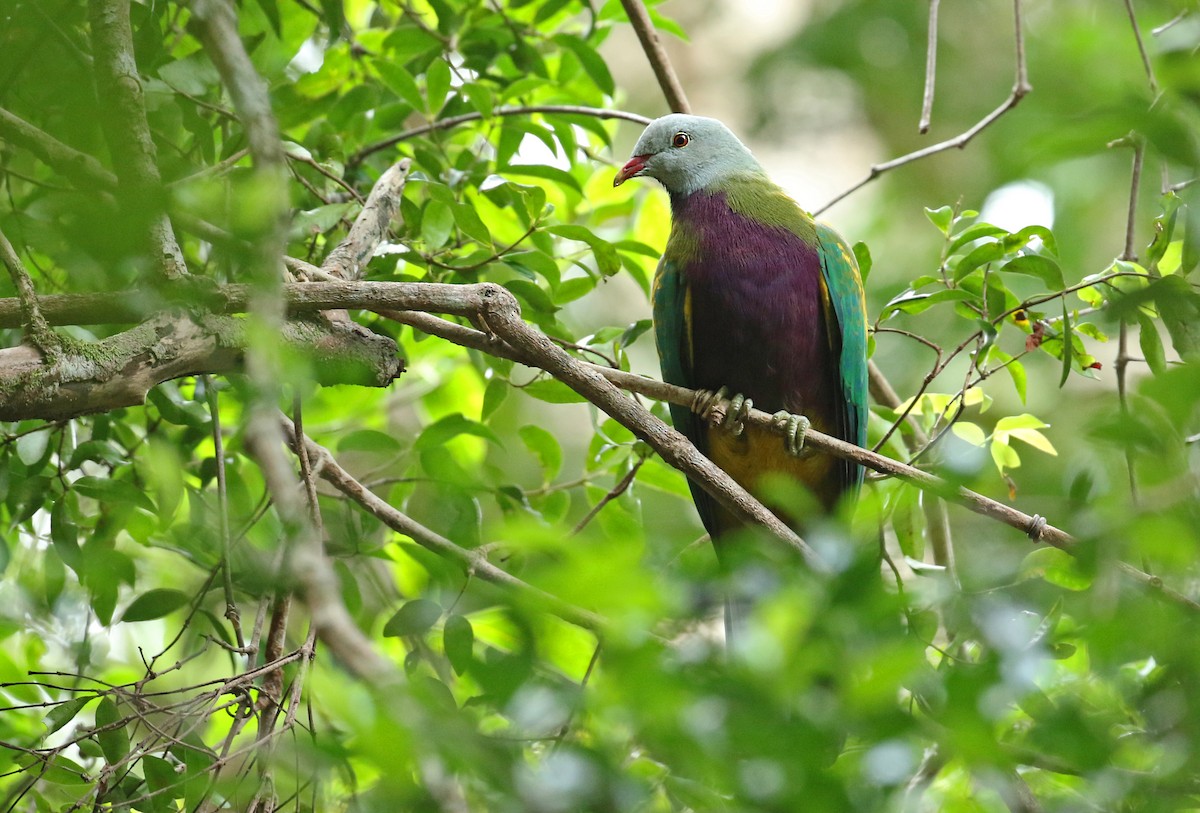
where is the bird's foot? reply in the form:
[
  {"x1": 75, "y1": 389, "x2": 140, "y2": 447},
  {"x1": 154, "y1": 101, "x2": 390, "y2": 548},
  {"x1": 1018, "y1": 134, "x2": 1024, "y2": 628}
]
[
  {"x1": 772, "y1": 410, "x2": 811, "y2": 457},
  {"x1": 693, "y1": 386, "x2": 752, "y2": 437}
]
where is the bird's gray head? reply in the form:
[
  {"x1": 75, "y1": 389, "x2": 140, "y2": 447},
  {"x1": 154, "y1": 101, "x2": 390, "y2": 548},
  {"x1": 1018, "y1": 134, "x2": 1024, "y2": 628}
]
[{"x1": 613, "y1": 114, "x2": 763, "y2": 196}]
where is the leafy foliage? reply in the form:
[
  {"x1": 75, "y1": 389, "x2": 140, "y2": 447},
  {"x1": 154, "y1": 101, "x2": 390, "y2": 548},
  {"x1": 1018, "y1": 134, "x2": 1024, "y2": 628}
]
[{"x1": 0, "y1": 1, "x2": 1199, "y2": 812}]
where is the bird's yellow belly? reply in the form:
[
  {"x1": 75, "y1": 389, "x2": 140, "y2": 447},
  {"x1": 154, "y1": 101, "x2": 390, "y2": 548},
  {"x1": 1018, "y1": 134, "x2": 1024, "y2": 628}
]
[{"x1": 704, "y1": 421, "x2": 839, "y2": 536}]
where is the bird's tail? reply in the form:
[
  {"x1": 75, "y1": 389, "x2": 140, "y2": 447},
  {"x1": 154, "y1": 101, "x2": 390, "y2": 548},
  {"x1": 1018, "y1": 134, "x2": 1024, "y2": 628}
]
[{"x1": 723, "y1": 594, "x2": 752, "y2": 653}]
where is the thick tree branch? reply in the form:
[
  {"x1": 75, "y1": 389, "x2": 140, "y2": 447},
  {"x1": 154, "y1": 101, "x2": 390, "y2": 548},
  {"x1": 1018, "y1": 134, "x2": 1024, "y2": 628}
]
[
  {"x1": 88, "y1": 0, "x2": 187, "y2": 279},
  {"x1": 0, "y1": 312, "x2": 401, "y2": 422},
  {"x1": 1, "y1": 279, "x2": 1195, "y2": 613},
  {"x1": 321, "y1": 159, "x2": 411, "y2": 281}
]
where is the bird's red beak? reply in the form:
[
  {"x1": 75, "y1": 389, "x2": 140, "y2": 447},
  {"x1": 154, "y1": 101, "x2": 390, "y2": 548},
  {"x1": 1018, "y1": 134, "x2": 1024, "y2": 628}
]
[{"x1": 613, "y1": 154, "x2": 649, "y2": 187}]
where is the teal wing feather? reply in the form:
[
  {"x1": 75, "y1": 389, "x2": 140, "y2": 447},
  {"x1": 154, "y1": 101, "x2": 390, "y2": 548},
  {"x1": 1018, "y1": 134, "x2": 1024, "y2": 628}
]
[
  {"x1": 816, "y1": 223, "x2": 869, "y2": 492},
  {"x1": 652, "y1": 256, "x2": 719, "y2": 534}
]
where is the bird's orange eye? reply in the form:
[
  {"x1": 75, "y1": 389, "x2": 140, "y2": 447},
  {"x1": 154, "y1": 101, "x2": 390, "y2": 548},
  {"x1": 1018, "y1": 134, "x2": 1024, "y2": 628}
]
[{"x1": 671, "y1": 132, "x2": 690, "y2": 148}]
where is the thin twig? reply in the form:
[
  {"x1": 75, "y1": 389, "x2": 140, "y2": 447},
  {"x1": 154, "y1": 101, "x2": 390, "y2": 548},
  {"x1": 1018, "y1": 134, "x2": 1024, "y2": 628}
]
[
  {"x1": 1116, "y1": 139, "x2": 1145, "y2": 503},
  {"x1": 204, "y1": 375, "x2": 245, "y2": 652},
  {"x1": 919, "y1": 0, "x2": 941, "y2": 134},
  {"x1": 816, "y1": 0, "x2": 1030, "y2": 215},
  {"x1": 618, "y1": 0, "x2": 690, "y2": 113},
  {"x1": 570, "y1": 455, "x2": 647, "y2": 535},
  {"x1": 352, "y1": 106, "x2": 650, "y2": 163},
  {"x1": 1121, "y1": 0, "x2": 1159, "y2": 93},
  {"x1": 284, "y1": 421, "x2": 611, "y2": 633}
]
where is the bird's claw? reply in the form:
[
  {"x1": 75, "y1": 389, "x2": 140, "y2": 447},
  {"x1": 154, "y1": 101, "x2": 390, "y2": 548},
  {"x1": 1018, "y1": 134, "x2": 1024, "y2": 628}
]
[
  {"x1": 772, "y1": 410, "x2": 810, "y2": 456},
  {"x1": 693, "y1": 386, "x2": 752, "y2": 438},
  {"x1": 724, "y1": 393, "x2": 752, "y2": 437}
]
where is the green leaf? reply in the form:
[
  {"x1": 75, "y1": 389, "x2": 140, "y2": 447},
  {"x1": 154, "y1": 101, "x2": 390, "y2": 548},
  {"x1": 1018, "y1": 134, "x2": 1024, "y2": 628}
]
[
  {"x1": 338, "y1": 429, "x2": 404, "y2": 455},
  {"x1": 383, "y1": 598, "x2": 442, "y2": 637},
  {"x1": 947, "y1": 222, "x2": 1008, "y2": 254},
  {"x1": 425, "y1": 57, "x2": 451, "y2": 113},
  {"x1": 414, "y1": 413, "x2": 502, "y2": 451},
  {"x1": 422, "y1": 200, "x2": 455, "y2": 248},
  {"x1": 481, "y1": 377, "x2": 509, "y2": 420},
  {"x1": 990, "y1": 437, "x2": 1021, "y2": 473},
  {"x1": 16, "y1": 428, "x2": 51, "y2": 467},
  {"x1": 1138, "y1": 313, "x2": 1167, "y2": 376},
  {"x1": 1060, "y1": 300, "x2": 1074, "y2": 386},
  {"x1": 376, "y1": 62, "x2": 426, "y2": 111},
  {"x1": 881, "y1": 288, "x2": 976, "y2": 317},
  {"x1": 852, "y1": 241, "x2": 872, "y2": 282},
  {"x1": 142, "y1": 754, "x2": 178, "y2": 813},
  {"x1": 552, "y1": 276, "x2": 597, "y2": 305},
  {"x1": 1002, "y1": 254, "x2": 1065, "y2": 289},
  {"x1": 505, "y1": 279, "x2": 557, "y2": 314},
  {"x1": 951, "y1": 240, "x2": 1006, "y2": 281},
  {"x1": 67, "y1": 439, "x2": 126, "y2": 470},
  {"x1": 451, "y1": 201, "x2": 492, "y2": 246},
  {"x1": 1019, "y1": 547, "x2": 1093, "y2": 591},
  {"x1": 924, "y1": 205, "x2": 953, "y2": 234},
  {"x1": 51, "y1": 498, "x2": 81, "y2": 573},
  {"x1": 122, "y1": 589, "x2": 190, "y2": 622},
  {"x1": 45, "y1": 695, "x2": 96, "y2": 735},
  {"x1": 253, "y1": 0, "x2": 281, "y2": 35},
  {"x1": 462, "y1": 82, "x2": 494, "y2": 117},
  {"x1": 522, "y1": 378, "x2": 587, "y2": 403},
  {"x1": 72, "y1": 476, "x2": 156, "y2": 514},
  {"x1": 552, "y1": 34, "x2": 615, "y2": 95},
  {"x1": 519, "y1": 424, "x2": 563, "y2": 480},
  {"x1": 503, "y1": 164, "x2": 583, "y2": 194},
  {"x1": 444, "y1": 614, "x2": 474, "y2": 675},
  {"x1": 94, "y1": 698, "x2": 129, "y2": 764}
]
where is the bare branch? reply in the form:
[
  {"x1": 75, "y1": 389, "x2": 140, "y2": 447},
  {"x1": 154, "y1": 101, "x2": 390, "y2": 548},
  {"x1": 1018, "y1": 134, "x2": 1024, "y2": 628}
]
[
  {"x1": 352, "y1": 106, "x2": 651, "y2": 164},
  {"x1": 1121, "y1": 0, "x2": 1159, "y2": 93},
  {"x1": 0, "y1": 107, "x2": 118, "y2": 192},
  {"x1": 88, "y1": 0, "x2": 187, "y2": 280},
  {"x1": 617, "y1": 0, "x2": 690, "y2": 114},
  {"x1": 816, "y1": 0, "x2": 1031, "y2": 215},
  {"x1": 3, "y1": 278, "x2": 1198, "y2": 613},
  {"x1": 283, "y1": 421, "x2": 610, "y2": 633},
  {"x1": 919, "y1": 0, "x2": 941, "y2": 134},
  {"x1": 322, "y1": 159, "x2": 412, "y2": 281},
  {"x1": 0, "y1": 225, "x2": 59, "y2": 358},
  {"x1": 0, "y1": 311, "x2": 401, "y2": 422}
]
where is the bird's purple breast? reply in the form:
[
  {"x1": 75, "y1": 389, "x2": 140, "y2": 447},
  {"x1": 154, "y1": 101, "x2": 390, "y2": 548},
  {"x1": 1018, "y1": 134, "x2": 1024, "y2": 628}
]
[{"x1": 671, "y1": 190, "x2": 835, "y2": 419}]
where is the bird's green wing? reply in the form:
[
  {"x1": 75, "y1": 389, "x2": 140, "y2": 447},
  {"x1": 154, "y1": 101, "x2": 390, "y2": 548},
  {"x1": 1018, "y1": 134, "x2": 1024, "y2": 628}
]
[
  {"x1": 652, "y1": 256, "x2": 720, "y2": 534},
  {"x1": 816, "y1": 223, "x2": 869, "y2": 491}
]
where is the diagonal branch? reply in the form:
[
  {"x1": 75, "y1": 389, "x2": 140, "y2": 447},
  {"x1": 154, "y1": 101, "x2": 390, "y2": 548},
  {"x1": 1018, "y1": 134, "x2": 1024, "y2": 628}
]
[
  {"x1": 284, "y1": 421, "x2": 609, "y2": 633},
  {"x1": 88, "y1": 0, "x2": 187, "y2": 280},
  {"x1": 0, "y1": 225, "x2": 59, "y2": 359},
  {"x1": 618, "y1": 0, "x2": 690, "y2": 114},
  {"x1": 815, "y1": 0, "x2": 1031, "y2": 215},
  {"x1": 0, "y1": 107, "x2": 119, "y2": 192},
  {"x1": 2, "y1": 279, "x2": 1197, "y2": 614},
  {"x1": 919, "y1": 0, "x2": 942, "y2": 134},
  {"x1": 322, "y1": 159, "x2": 412, "y2": 281}
]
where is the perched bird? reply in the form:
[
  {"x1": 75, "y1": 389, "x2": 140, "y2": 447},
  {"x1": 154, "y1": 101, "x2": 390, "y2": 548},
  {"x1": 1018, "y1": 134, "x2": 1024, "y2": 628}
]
[{"x1": 614, "y1": 114, "x2": 868, "y2": 635}]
